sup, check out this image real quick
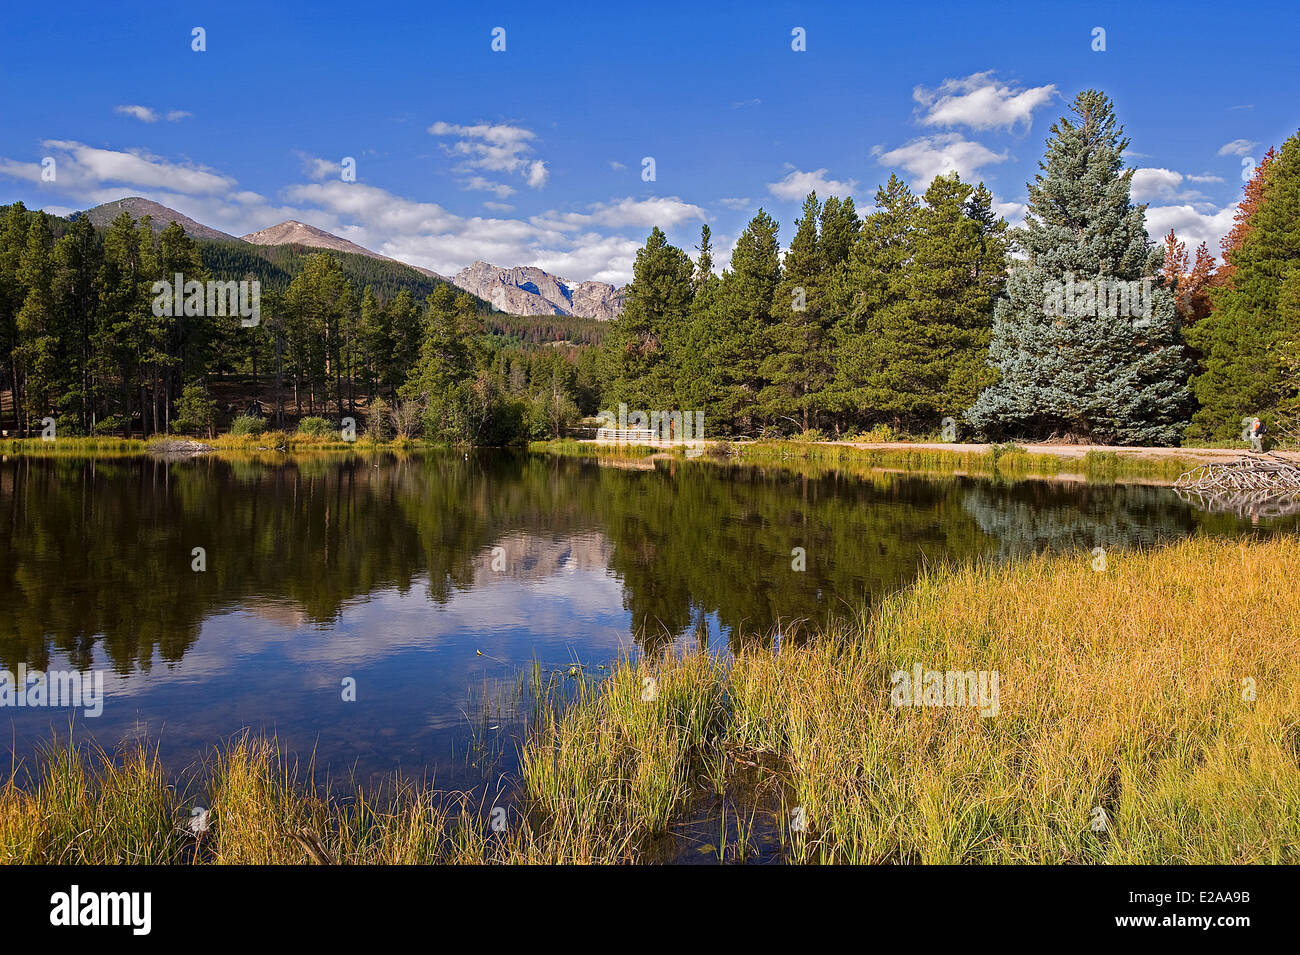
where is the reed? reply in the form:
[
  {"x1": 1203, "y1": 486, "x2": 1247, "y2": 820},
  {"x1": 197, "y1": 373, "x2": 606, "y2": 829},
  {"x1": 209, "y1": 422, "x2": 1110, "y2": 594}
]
[
  {"x1": 730, "y1": 439, "x2": 1199, "y2": 482},
  {"x1": 529, "y1": 439, "x2": 659, "y2": 458}
]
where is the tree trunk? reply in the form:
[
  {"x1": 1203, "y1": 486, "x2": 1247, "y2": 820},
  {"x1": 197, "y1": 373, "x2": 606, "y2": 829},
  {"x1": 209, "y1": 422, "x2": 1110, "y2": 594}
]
[{"x1": 10, "y1": 359, "x2": 24, "y2": 437}]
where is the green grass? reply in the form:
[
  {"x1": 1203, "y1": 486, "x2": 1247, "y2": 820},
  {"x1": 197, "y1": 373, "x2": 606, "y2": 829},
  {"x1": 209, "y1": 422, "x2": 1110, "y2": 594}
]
[
  {"x1": 727, "y1": 439, "x2": 1200, "y2": 483},
  {"x1": 4, "y1": 536, "x2": 1298, "y2": 864},
  {"x1": 2, "y1": 436, "x2": 148, "y2": 456},
  {"x1": 2, "y1": 433, "x2": 430, "y2": 457},
  {"x1": 528, "y1": 438, "x2": 660, "y2": 458}
]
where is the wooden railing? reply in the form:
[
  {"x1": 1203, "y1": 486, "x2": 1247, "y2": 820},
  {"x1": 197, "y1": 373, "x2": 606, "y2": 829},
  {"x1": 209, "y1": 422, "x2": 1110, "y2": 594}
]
[{"x1": 594, "y1": 428, "x2": 661, "y2": 443}]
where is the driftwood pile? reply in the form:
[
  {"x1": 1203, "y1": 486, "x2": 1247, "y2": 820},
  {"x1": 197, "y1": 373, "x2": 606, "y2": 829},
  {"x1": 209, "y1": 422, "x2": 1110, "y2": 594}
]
[
  {"x1": 1174, "y1": 454, "x2": 1300, "y2": 518},
  {"x1": 146, "y1": 439, "x2": 215, "y2": 458}
]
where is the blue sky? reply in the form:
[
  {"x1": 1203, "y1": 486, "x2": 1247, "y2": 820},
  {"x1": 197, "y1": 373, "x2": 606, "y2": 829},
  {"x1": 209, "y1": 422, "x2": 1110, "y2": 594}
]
[{"x1": 2, "y1": 0, "x2": 1297, "y2": 284}]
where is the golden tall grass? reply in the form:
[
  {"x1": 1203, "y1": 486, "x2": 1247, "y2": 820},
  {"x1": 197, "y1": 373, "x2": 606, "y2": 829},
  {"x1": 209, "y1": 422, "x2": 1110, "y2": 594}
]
[
  {"x1": 2, "y1": 537, "x2": 1297, "y2": 864},
  {"x1": 522, "y1": 535, "x2": 1300, "y2": 864},
  {"x1": 728, "y1": 439, "x2": 1201, "y2": 482}
]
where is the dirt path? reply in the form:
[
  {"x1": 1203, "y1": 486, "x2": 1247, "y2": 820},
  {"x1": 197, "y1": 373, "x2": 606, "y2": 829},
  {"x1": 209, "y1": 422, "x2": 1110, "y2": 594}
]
[{"x1": 821, "y1": 441, "x2": 1300, "y2": 464}]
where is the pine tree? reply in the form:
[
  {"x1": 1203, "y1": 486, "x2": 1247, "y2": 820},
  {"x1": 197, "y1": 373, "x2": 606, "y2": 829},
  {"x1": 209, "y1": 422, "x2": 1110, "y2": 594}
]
[
  {"x1": 599, "y1": 226, "x2": 693, "y2": 410},
  {"x1": 1186, "y1": 130, "x2": 1300, "y2": 439},
  {"x1": 402, "y1": 286, "x2": 476, "y2": 396},
  {"x1": 1, "y1": 203, "x2": 31, "y2": 433},
  {"x1": 692, "y1": 224, "x2": 715, "y2": 293},
  {"x1": 356, "y1": 286, "x2": 389, "y2": 403},
  {"x1": 401, "y1": 284, "x2": 483, "y2": 439},
  {"x1": 1160, "y1": 229, "x2": 1216, "y2": 327},
  {"x1": 52, "y1": 214, "x2": 101, "y2": 430},
  {"x1": 1276, "y1": 272, "x2": 1300, "y2": 442},
  {"x1": 675, "y1": 224, "x2": 722, "y2": 416},
  {"x1": 94, "y1": 211, "x2": 155, "y2": 434},
  {"x1": 386, "y1": 288, "x2": 421, "y2": 396},
  {"x1": 965, "y1": 90, "x2": 1192, "y2": 445},
  {"x1": 706, "y1": 211, "x2": 781, "y2": 434},
  {"x1": 282, "y1": 253, "x2": 356, "y2": 417},
  {"x1": 152, "y1": 221, "x2": 204, "y2": 432},
  {"x1": 818, "y1": 195, "x2": 861, "y2": 270},
  {"x1": 889, "y1": 174, "x2": 1008, "y2": 428},
  {"x1": 952, "y1": 183, "x2": 1010, "y2": 413},
  {"x1": 827, "y1": 175, "x2": 918, "y2": 429},
  {"x1": 14, "y1": 212, "x2": 59, "y2": 432},
  {"x1": 1216, "y1": 148, "x2": 1277, "y2": 289},
  {"x1": 759, "y1": 191, "x2": 825, "y2": 430}
]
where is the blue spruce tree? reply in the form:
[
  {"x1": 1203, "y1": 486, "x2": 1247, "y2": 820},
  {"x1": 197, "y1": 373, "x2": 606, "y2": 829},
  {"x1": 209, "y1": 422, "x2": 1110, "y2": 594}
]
[{"x1": 965, "y1": 90, "x2": 1192, "y2": 445}]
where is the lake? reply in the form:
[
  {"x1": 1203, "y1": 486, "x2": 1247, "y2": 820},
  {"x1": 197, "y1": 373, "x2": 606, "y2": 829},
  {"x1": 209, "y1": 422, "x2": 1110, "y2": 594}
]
[{"x1": 1, "y1": 450, "x2": 1294, "y2": 790}]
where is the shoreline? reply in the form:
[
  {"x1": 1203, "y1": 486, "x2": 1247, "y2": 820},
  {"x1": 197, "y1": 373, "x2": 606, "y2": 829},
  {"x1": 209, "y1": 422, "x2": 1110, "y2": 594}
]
[
  {"x1": 533, "y1": 437, "x2": 1292, "y2": 485},
  {"x1": 5, "y1": 434, "x2": 1294, "y2": 487}
]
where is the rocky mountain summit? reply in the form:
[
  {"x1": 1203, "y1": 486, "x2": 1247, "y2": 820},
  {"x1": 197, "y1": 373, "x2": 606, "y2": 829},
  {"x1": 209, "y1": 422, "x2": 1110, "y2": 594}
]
[
  {"x1": 452, "y1": 261, "x2": 624, "y2": 319},
  {"x1": 243, "y1": 220, "x2": 445, "y2": 279},
  {"x1": 82, "y1": 197, "x2": 239, "y2": 241}
]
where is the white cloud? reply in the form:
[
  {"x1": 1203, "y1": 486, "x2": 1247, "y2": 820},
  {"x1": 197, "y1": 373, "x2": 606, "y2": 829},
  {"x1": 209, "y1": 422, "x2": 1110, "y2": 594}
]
[
  {"x1": 428, "y1": 121, "x2": 549, "y2": 189},
  {"x1": 1130, "y1": 167, "x2": 1221, "y2": 205},
  {"x1": 115, "y1": 105, "x2": 158, "y2": 123},
  {"x1": 766, "y1": 167, "x2": 858, "y2": 200},
  {"x1": 1217, "y1": 139, "x2": 1258, "y2": 157},
  {"x1": 609, "y1": 160, "x2": 626, "y2": 171},
  {"x1": 428, "y1": 121, "x2": 535, "y2": 150},
  {"x1": 913, "y1": 72, "x2": 1057, "y2": 131},
  {"x1": 115, "y1": 105, "x2": 190, "y2": 123},
  {"x1": 465, "y1": 176, "x2": 516, "y2": 199},
  {"x1": 872, "y1": 133, "x2": 1008, "y2": 187},
  {"x1": 994, "y1": 199, "x2": 1027, "y2": 229},
  {"x1": 717, "y1": 197, "x2": 751, "y2": 210},
  {"x1": 1130, "y1": 168, "x2": 1186, "y2": 201},
  {"x1": 532, "y1": 196, "x2": 707, "y2": 232},
  {"x1": 286, "y1": 181, "x2": 460, "y2": 235},
  {"x1": 300, "y1": 155, "x2": 340, "y2": 181},
  {"x1": 1143, "y1": 203, "x2": 1236, "y2": 256},
  {"x1": 530, "y1": 234, "x2": 646, "y2": 285},
  {"x1": 524, "y1": 160, "x2": 548, "y2": 189},
  {"x1": 0, "y1": 140, "x2": 236, "y2": 197},
  {"x1": 483, "y1": 201, "x2": 515, "y2": 212}
]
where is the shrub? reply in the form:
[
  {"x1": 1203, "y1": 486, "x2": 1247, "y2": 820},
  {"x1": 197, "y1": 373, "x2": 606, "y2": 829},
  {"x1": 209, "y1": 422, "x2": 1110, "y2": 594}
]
[
  {"x1": 527, "y1": 392, "x2": 581, "y2": 440},
  {"x1": 857, "y1": 424, "x2": 898, "y2": 443},
  {"x1": 296, "y1": 416, "x2": 335, "y2": 438},
  {"x1": 91, "y1": 415, "x2": 129, "y2": 437},
  {"x1": 174, "y1": 384, "x2": 218, "y2": 437},
  {"x1": 229, "y1": 415, "x2": 267, "y2": 437},
  {"x1": 365, "y1": 398, "x2": 392, "y2": 442},
  {"x1": 390, "y1": 399, "x2": 423, "y2": 439}
]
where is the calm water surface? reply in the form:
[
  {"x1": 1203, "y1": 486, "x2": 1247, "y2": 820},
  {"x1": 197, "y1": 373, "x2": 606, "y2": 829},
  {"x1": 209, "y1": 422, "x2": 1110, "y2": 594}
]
[{"x1": 1, "y1": 450, "x2": 1294, "y2": 788}]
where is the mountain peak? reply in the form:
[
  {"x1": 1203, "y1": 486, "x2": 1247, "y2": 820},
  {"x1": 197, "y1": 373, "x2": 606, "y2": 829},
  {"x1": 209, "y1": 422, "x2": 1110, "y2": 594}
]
[
  {"x1": 243, "y1": 219, "x2": 345, "y2": 245},
  {"x1": 452, "y1": 261, "x2": 624, "y2": 320},
  {"x1": 242, "y1": 220, "x2": 445, "y2": 280},
  {"x1": 81, "y1": 197, "x2": 239, "y2": 242}
]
